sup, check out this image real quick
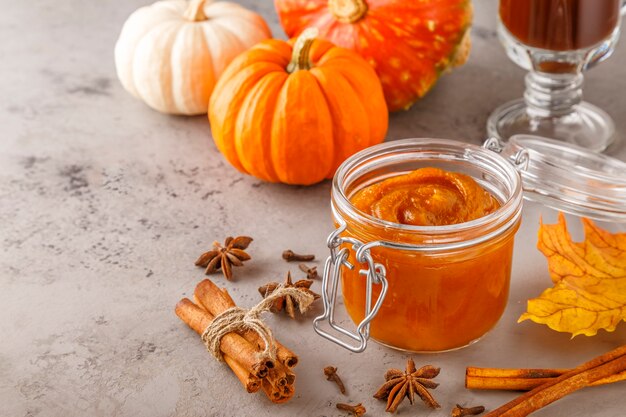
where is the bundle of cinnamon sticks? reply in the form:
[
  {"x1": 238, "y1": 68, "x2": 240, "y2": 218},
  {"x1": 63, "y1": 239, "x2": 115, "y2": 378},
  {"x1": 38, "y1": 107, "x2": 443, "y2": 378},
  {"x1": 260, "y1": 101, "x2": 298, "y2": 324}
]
[{"x1": 175, "y1": 279, "x2": 297, "y2": 403}]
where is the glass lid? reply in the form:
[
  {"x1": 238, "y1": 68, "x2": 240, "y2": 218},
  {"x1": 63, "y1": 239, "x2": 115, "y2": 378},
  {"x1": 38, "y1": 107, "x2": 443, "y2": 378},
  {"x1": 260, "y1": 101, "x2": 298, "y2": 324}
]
[{"x1": 483, "y1": 135, "x2": 626, "y2": 223}]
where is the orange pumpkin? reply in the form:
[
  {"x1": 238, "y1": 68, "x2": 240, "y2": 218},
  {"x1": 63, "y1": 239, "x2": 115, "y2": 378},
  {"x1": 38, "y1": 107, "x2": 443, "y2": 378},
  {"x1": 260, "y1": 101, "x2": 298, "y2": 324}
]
[
  {"x1": 275, "y1": 0, "x2": 473, "y2": 111},
  {"x1": 209, "y1": 30, "x2": 388, "y2": 185}
]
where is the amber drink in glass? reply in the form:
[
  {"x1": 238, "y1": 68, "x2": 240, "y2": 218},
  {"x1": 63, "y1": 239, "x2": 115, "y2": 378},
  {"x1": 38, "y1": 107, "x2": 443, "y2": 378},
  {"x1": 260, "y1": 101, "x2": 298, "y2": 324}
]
[{"x1": 488, "y1": 0, "x2": 625, "y2": 151}]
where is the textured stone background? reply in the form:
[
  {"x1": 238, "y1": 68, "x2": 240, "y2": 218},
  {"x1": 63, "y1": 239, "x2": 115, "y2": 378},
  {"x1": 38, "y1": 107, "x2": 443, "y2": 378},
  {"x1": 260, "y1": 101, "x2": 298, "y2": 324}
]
[{"x1": 1, "y1": 1, "x2": 625, "y2": 416}]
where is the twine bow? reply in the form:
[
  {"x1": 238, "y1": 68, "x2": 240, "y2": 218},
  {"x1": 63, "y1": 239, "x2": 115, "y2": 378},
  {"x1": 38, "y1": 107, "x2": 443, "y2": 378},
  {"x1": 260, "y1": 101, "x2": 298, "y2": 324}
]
[{"x1": 201, "y1": 286, "x2": 316, "y2": 361}]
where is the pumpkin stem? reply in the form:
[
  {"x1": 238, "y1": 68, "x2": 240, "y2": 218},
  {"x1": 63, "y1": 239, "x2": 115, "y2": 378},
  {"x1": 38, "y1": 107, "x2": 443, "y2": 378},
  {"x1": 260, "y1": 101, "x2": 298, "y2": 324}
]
[
  {"x1": 184, "y1": 0, "x2": 208, "y2": 21},
  {"x1": 328, "y1": 0, "x2": 368, "y2": 23},
  {"x1": 287, "y1": 28, "x2": 319, "y2": 73}
]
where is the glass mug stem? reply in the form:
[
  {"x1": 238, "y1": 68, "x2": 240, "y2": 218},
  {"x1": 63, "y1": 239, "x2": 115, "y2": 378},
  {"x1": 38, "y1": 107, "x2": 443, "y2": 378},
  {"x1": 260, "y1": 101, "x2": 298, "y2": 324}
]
[{"x1": 524, "y1": 71, "x2": 582, "y2": 118}]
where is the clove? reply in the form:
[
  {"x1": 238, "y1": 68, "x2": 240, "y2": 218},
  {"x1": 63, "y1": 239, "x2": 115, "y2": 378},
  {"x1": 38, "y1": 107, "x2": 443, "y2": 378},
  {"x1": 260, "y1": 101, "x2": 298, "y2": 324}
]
[
  {"x1": 282, "y1": 249, "x2": 315, "y2": 262},
  {"x1": 336, "y1": 402, "x2": 366, "y2": 416},
  {"x1": 324, "y1": 366, "x2": 346, "y2": 394},
  {"x1": 451, "y1": 404, "x2": 485, "y2": 417},
  {"x1": 299, "y1": 263, "x2": 318, "y2": 279}
]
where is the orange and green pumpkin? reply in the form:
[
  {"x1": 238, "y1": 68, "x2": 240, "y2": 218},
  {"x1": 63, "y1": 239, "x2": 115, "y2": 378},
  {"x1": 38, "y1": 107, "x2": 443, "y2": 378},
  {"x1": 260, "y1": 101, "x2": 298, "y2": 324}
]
[
  {"x1": 209, "y1": 30, "x2": 388, "y2": 185},
  {"x1": 275, "y1": 0, "x2": 473, "y2": 111}
]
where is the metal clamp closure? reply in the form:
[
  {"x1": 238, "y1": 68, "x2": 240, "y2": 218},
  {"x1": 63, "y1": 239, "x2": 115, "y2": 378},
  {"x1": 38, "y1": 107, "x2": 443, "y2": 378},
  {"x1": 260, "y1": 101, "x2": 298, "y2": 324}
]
[
  {"x1": 483, "y1": 136, "x2": 504, "y2": 153},
  {"x1": 482, "y1": 137, "x2": 529, "y2": 171},
  {"x1": 313, "y1": 218, "x2": 388, "y2": 353}
]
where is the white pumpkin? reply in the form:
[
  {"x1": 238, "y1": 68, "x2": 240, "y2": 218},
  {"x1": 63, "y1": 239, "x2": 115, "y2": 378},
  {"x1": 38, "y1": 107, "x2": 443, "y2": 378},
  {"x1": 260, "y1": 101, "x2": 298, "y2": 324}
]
[{"x1": 114, "y1": 0, "x2": 271, "y2": 115}]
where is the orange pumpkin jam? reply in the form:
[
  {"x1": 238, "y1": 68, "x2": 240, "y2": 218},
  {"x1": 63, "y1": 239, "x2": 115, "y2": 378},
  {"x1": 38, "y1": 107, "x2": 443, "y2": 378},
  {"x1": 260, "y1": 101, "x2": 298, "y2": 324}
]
[
  {"x1": 350, "y1": 167, "x2": 500, "y2": 226},
  {"x1": 342, "y1": 167, "x2": 517, "y2": 351}
]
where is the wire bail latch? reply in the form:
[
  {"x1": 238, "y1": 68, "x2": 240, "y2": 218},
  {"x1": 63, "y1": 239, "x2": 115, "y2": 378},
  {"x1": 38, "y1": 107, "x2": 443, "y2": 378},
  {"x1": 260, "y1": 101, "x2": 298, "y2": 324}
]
[{"x1": 312, "y1": 218, "x2": 388, "y2": 353}]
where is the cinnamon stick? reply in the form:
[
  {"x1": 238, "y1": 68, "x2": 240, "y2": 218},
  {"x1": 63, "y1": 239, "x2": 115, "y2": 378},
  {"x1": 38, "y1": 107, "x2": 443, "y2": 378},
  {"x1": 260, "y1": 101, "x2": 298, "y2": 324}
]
[
  {"x1": 175, "y1": 298, "x2": 270, "y2": 379},
  {"x1": 262, "y1": 366, "x2": 295, "y2": 404},
  {"x1": 484, "y1": 345, "x2": 626, "y2": 417},
  {"x1": 195, "y1": 280, "x2": 298, "y2": 368},
  {"x1": 468, "y1": 368, "x2": 567, "y2": 378},
  {"x1": 248, "y1": 333, "x2": 298, "y2": 368},
  {"x1": 261, "y1": 377, "x2": 285, "y2": 403},
  {"x1": 224, "y1": 354, "x2": 261, "y2": 393},
  {"x1": 176, "y1": 297, "x2": 212, "y2": 334},
  {"x1": 466, "y1": 367, "x2": 626, "y2": 391}
]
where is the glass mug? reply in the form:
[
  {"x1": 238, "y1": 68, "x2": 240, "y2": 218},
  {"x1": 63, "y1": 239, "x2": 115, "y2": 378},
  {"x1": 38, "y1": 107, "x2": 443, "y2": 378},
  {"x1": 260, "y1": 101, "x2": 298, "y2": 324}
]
[{"x1": 488, "y1": 0, "x2": 626, "y2": 152}]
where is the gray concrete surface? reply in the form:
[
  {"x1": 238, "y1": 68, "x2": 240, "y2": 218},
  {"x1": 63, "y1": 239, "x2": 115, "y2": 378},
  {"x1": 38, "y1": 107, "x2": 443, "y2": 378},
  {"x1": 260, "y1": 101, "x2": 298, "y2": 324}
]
[{"x1": 1, "y1": 0, "x2": 625, "y2": 416}]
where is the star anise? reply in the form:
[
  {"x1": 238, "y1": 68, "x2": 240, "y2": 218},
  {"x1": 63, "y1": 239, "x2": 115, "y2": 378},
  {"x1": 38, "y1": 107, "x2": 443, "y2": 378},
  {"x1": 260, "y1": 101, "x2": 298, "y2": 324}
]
[
  {"x1": 195, "y1": 236, "x2": 252, "y2": 280},
  {"x1": 258, "y1": 272, "x2": 320, "y2": 319},
  {"x1": 373, "y1": 358, "x2": 441, "y2": 413}
]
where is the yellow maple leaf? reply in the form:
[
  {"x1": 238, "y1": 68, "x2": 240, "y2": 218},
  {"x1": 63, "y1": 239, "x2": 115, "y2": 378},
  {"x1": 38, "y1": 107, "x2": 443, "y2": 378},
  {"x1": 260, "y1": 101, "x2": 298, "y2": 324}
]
[{"x1": 519, "y1": 213, "x2": 626, "y2": 337}]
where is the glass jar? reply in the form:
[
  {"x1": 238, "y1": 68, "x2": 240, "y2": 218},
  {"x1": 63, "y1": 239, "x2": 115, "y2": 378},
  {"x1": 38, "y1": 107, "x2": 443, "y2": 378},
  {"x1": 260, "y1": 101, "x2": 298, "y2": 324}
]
[{"x1": 313, "y1": 138, "x2": 524, "y2": 353}]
